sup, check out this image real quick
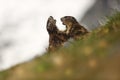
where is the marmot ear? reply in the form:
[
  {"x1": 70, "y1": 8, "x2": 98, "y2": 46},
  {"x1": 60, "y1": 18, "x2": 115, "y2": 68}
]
[{"x1": 71, "y1": 17, "x2": 78, "y2": 23}]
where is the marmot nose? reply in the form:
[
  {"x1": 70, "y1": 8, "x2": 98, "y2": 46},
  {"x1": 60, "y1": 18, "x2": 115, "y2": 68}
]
[{"x1": 48, "y1": 16, "x2": 53, "y2": 20}]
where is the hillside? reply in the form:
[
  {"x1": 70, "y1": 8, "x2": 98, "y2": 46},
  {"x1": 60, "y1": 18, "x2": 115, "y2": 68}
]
[{"x1": 0, "y1": 12, "x2": 120, "y2": 80}]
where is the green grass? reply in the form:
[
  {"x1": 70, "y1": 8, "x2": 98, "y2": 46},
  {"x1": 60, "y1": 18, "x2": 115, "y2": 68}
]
[{"x1": 0, "y1": 12, "x2": 120, "y2": 80}]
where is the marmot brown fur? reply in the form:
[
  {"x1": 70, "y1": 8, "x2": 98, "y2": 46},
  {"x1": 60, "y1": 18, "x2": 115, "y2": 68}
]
[
  {"x1": 47, "y1": 16, "x2": 88, "y2": 52},
  {"x1": 46, "y1": 16, "x2": 69, "y2": 51},
  {"x1": 61, "y1": 16, "x2": 88, "y2": 39}
]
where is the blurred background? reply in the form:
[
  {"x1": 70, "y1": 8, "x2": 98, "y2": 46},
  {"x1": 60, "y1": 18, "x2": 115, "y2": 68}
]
[
  {"x1": 0, "y1": 0, "x2": 95, "y2": 70},
  {"x1": 0, "y1": 0, "x2": 120, "y2": 80},
  {"x1": 81, "y1": 0, "x2": 120, "y2": 30}
]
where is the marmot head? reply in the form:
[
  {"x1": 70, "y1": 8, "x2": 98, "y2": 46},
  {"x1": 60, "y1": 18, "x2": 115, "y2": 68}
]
[
  {"x1": 47, "y1": 16, "x2": 56, "y2": 27},
  {"x1": 47, "y1": 16, "x2": 58, "y2": 32},
  {"x1": 61, "y1": 16, "x2": 78, "y2": 26}
]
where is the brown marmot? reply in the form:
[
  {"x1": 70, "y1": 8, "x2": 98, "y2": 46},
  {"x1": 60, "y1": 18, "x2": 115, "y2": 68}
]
[
  {"x1": 61, "y1": 16, "x2": 88, "y2": 39},
  {"x1": 47, "y1": 16, "x2": 88, "y2": 52},
  {"x1": 46, "y1": 16, "x2": 69, "y2": 51}
]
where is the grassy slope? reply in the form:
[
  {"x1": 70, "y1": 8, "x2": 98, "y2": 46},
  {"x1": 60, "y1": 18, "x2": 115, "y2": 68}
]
[{"x1": 0, "y1": 12, "x2": 120, "y2": 80}]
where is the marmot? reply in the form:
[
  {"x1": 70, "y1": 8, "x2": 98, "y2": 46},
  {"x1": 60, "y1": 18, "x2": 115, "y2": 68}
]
[
  {"x1": 46, "y1": 16, "x2": 69, "y2": 51},
  {"x1": 61, "y1": 16, "x2": 88, "y2": 39},
  {"x1": 47, "y1": 16, "x2": 88, "y2": 51}
]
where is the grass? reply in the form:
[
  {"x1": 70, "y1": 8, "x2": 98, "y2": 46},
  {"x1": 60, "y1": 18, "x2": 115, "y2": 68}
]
[{"x1": 0, "y1": 12, "x2": 120, "y2": 80}]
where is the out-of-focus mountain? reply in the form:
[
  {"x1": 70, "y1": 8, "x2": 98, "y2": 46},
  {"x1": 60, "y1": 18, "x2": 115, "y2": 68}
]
[{"x1": 80, "y1": 0, "x2": 120, "y2": 30}]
